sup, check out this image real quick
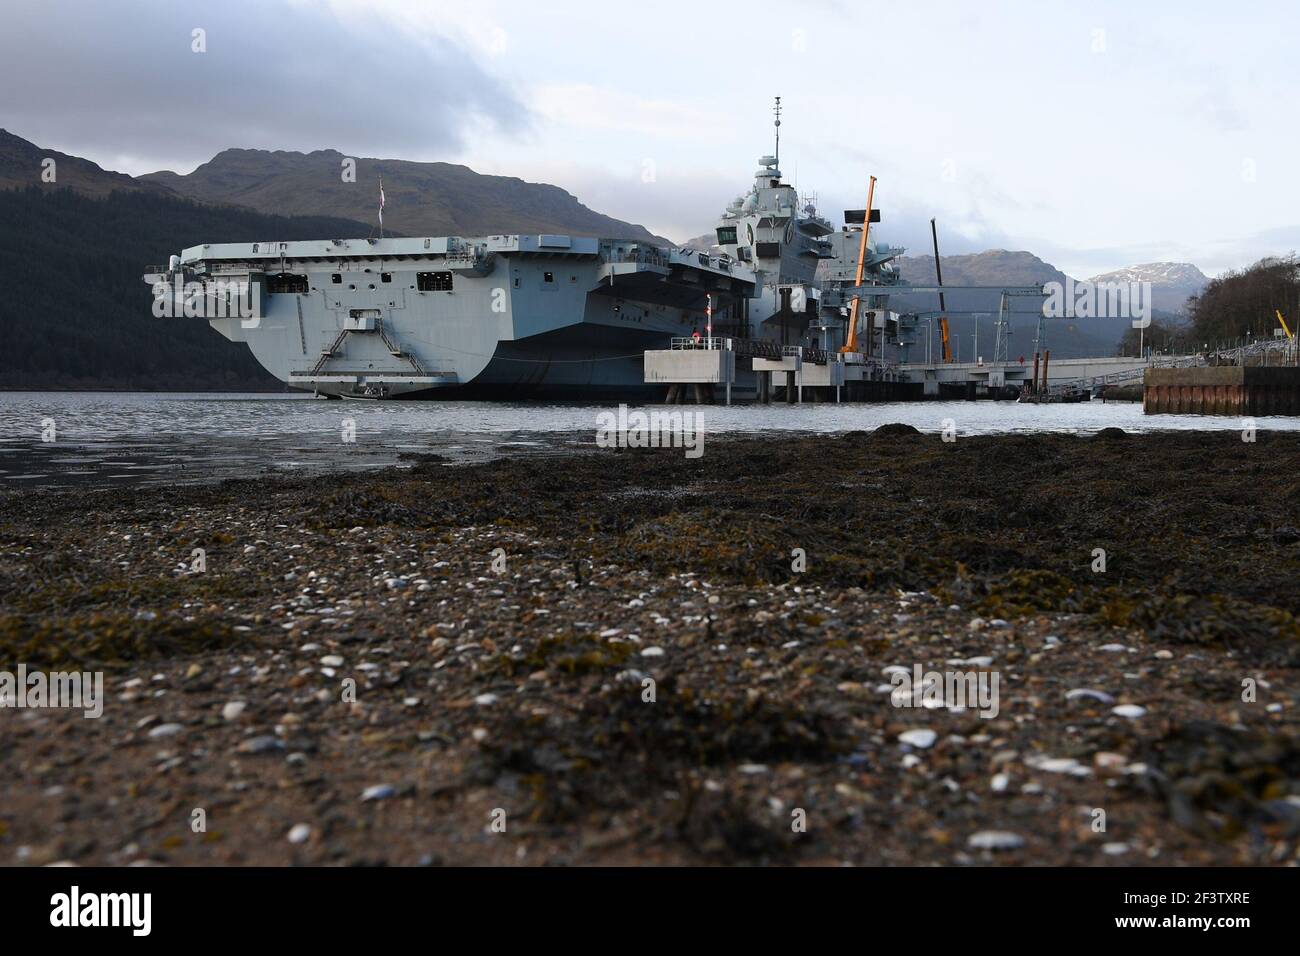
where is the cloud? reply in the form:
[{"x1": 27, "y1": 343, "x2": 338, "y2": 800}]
[{"x1": 0, "y1": 0, "x2": 528, "y2": 174}]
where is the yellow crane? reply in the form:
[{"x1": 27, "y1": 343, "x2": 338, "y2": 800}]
[{"x1": 1277, "y1": 309, "x2": 1294, "y2": 340}]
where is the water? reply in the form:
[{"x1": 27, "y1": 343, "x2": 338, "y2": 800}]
[{"x1": 1, "y1": 391, "x2": 1294, "y2": 489}]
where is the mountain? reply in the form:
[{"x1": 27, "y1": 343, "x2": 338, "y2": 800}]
[
  {"x1": 898, "y1": 249, "x2": 1067, "y2": 288},
  {"x1": 0, "y1": 128, "x2": 171, "y2": 198},
  {"x1": 890, "y1": 250, "x2": 1122, "y2": 359},
  {"x1": 141, "y1": 148, "x2": 664, "y2": 242},
  {"x1": 1087, "y1": 262, "x2": 1208, "y2": 316}
]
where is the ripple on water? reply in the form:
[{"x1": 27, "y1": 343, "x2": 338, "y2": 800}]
[{"x1": 3, "y1": 390, "x2": 1300, "y2": 489}]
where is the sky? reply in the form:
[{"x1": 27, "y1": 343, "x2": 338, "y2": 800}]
[{"x1": 2, "y1": 0, "x2": 1297, "y2": 278}]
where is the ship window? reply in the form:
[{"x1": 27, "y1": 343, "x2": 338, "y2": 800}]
[
  {"x1": 417, "y1": 271, "x2": 453, "y2": 292},
  {"x1": 267, "y1": 273, "x2": 308, "y2": 294},
  {"x1": 543, "y1": 272, "x2": 554, "y2": 283},
  {"x1": 331, "y1": 273, "x2": 342, "y2": 284},
  {"x1": 381, "y1": 272, "x2": 392, "y2": 283},
  {"x1": 716, "y1": 226, "x2": 737, "y2": 245}
]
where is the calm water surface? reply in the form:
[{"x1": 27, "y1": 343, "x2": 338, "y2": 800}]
[{"x1": 1, "y1": 391, "x2": 1295, "y2": 488}]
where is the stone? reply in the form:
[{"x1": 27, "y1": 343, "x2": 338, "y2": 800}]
[
  {"x1": 1112, "y1": 704, "x2": 1147, "y2": 719},
  {"x1": 237, "y1": 735, "x2": 284, "y2": 755},
  {"x1": 898, "y1": 729, "x2": 937, "y2": 749},
  {"x1": 1065, "y1": 688, "x2": 1115, "y2": 705},
  {"x1": 968, "y1": 830, "x2": 1024, "y2": 850},
  {"x1": 221, "y1": 701, "x2": 247, "y2": 721}
]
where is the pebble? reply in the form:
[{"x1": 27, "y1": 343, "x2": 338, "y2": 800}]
[
  {"x1": 1033, "y1": 757, "x2": 1089, "y2": 775},
  {"x1": 967, "y1": 830, "x2": 1024, "y2": 850},
  {"x1": 473, "y1": 693, "x2": 498, "y2": 706},
  {"x1": 287, "y1": 824, "x2": 312, "y2": 845},
  {"x1": 147, "y1": 723, "x2": 183, "y2": 738},
  {"x1": 221, "y1": 701, "x2": 247, "y2": 721},
  {"x1": 640, "y1": 646, "x2": 665, "y2": 658},
  {"x1": 898, "y1": 729, "x2": 937, "y2": 749},
  {"x1": 1112, "y1": 704, "x2": 1147, "y2": 719},
  {"x1": 361, "y1": 784, "x2": 396, "y2": 802},
  {"x1": 1065, "y1": 688, "x2": 1115, "y2": 705},
  {"x1": 1154, "y1": 649, "x2": 1173, "y2": 660},
  {"x1": 1098, "y1": 643, "x2": 1128, "y2": 653},
  {"x1": 237, "y1": 735, "x2": 284, "y2": 754},
  {"x1": 1102, "y1": 842, "x2": 1130, "y2": 856},
  {"x1": 991, "y1": 773, "x2": 1010, "y2": 792}
]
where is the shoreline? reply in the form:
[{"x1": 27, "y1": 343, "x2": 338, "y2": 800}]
[{"x1": 2, "y1": 430, "x2": 1298, "y2": 865}]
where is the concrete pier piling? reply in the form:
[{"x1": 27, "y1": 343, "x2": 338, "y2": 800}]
[{"x1": 1144, "y1": 366, "x2": 1300, "y2": 415}]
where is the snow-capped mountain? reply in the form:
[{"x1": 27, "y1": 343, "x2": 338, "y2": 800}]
[{"x1": 1087, "y1": 262, "x2": 1208, "y2": 316}]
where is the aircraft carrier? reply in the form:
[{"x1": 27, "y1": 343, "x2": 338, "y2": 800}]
[{"x1": 144, "y1": 101, "x2": 907, "y2": 399}]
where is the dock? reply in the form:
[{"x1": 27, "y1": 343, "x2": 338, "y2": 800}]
[{"x1": 644, "y1": 337, "x2": 1157, "y2": 404}]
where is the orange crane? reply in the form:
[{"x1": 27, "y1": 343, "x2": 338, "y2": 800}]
[
  {"x1": 840, "y1": 175, "x2": 877, "y2": 354},
  {"x1": 930, "y1": 217, "x2": 953, "y2": 363}
]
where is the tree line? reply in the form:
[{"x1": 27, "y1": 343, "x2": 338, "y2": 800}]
[{"x1": 0, "y1": 186, "x2": 369, "y2": 390}]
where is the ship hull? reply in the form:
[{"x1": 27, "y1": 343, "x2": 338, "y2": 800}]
[{"x1": 157, "y1": 234, "x2": 754, "y2": 401}]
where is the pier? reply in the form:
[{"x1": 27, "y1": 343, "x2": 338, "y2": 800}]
[{"x1": 644, "y1": 337, "x2": 1160, "y2": 404}]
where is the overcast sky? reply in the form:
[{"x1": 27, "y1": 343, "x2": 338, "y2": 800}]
[{"x1": 2, "y1": 0, "x2": 1297, "y2": 277}]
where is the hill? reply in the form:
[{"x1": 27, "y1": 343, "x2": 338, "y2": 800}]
[
  {"x1": 0, "y1": 128, "x2": 171, "y2": 199},
  {"x1": 893, "y1": 250, "x2": 1129, "y2": 359},
  {"x1": 142, "y1": 147, "x2": 664, "y2": 242}
]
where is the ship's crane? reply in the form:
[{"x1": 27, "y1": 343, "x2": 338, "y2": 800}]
[
  {"x1": 930, "y1": 218, "x2": 953, "y2": 363},
  {"x1": 841, "y1": 175, "x2": 877, "y2": 354}
]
